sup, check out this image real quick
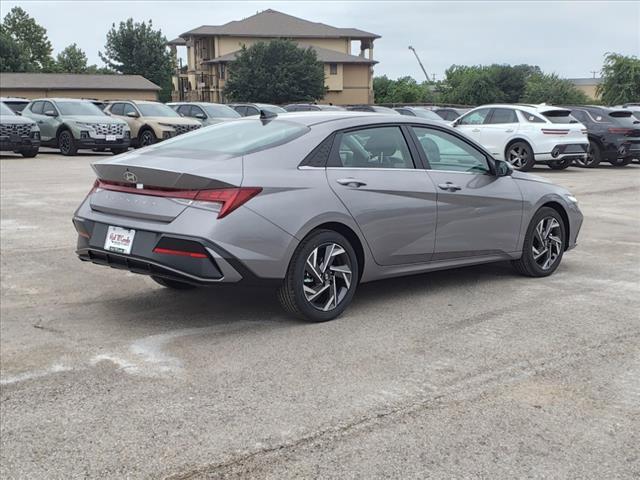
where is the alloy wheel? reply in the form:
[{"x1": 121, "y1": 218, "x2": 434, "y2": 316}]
[
  {"x1": 140, "y1": 131, "x2": 155, "y2": 146},
  {"x1": 507, "y1": 145, "x2": 529, "y2": 169},
  {"x1": 59, "y1": 132, "x2": 71, "y2": 153},
  {"x1": 532, "y1": 217, "x2": 562, "y2": 270},
  {"x1": 303, "y1": 242, "x2": 353, "y2": 311}
]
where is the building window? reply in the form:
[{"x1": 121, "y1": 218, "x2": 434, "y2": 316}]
[
  {"x1": 220, "y1": 63, "x2": 226, "y2": 80},
  {"x1": 329, "y1": 63, "x2": 338, "y2": 75}
]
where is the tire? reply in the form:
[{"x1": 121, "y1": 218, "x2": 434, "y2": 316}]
[
  {"x1": 512, "y1": 207, "x2": 566, "y2": 278},
  {"x1": 151, "y1": 276, "x2": 196, "y2": 290},
  {"x1": 277, "y1": 229, "x2": 359, "y2": 322},
  {"x1": 609, "y1": 156, "x2": 634, "y2": 167},
  {"x1": 505, "y1": 141, "x2": 536, "y2": 171},
  {"x1": 547, "y1": 158, "x2": 572, "y2": 170},
  {"x1": 57, "y1": 129, "x2": 78, "y2": 156},
  {"x1": 111, "y1": 148, "x2": 128, "y2": 155},
  {"x1": 575, "y1": 142, "x2": 601, "y2": 168},
  {"x1": 20, "y1": 147, "x2": 39, "y2": 158},
  {"x1": 138, "y1": 129, "x2": 157, "y2": 148}
]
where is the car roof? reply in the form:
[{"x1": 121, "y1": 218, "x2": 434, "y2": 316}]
[
  {"x1": 255, "y1": 111, "x2": 447, "y2": 128},
  {"x1": 0, "y1": 97, "x2": 29, "y2": 102},
  {"x1": 29, "y1": 98, "x2": 95, "y2": 103}
]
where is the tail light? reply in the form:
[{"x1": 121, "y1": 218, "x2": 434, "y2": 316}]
[
  {"x1": 152, "y1": 247, "x2": 207, "y2": 258},
  {"x1": 94, "y1": 180, "x2": 261, "y2": 219},
  {"x1": 608, "y1": 127, "x2": 631, "y2": 134},
  {"x1": 541, "y1": 129, "x2": 569, "y2": 135}
]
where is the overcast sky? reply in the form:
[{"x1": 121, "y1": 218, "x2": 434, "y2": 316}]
[{"x1": 2, "y1": 1, "x2": 639, "y2": 80}]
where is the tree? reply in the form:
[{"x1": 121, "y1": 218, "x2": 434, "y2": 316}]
[
  {"x1": 441, "y1": 65, "x2": 504, "y2": 105},
  {"x1": 598, "y1": 53, "x2": 640, "y2": 105},
  {"x1": 0, "y1": 28, "x2": 33, "y2": 72},
  {"x1": 1, "y1": 6, "x2": 53, "y2": 70},
  {"x1": 224, "y1": 40, "x2": 325, "y2": 103},
  {"x1": 373, "y1": 75, "x2": 437, "y2": 104},
  {"x1": 55, "y1": 43, "x2": 88, "y2": 73},
  {"x1": 522, "y1": 73, "x2": 589, "y2": 104},
  {"x1": 100, "y1": 18, "x2": 174, "y2": 101}
]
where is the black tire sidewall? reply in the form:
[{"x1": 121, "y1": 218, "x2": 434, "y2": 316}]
[
  {"x1": 288, "y1": 230, "x2": 359, "y2": 322},
  {"x1": 58, "y1": 130, "x2": 76, "y2": 156},
  {"x1": 508, "y1": 141, "x2": 535, "y2": 171},
  {"x1": 139, "y1": 129, "x2": 156, "y2": 147},
  {"x1": 547, "y1": 158, "x2": 572, "y2": 170},
  {"x1": 521, "y1": 207, "x2": 566, "y2": 277}
]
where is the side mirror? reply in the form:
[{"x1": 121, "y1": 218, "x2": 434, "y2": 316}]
[
  {"x1": 126, "y1": 111, "x2": 139, "y2": 118},
  {"x1": 195, "y1": 112, "x2": 206, "y2": 120},
  {"x1": 44, "y1": 110, "x2": 57, "y2": 117},
  {"x1": 495, "y1": 159, "x2": 513, "y2": 177}
]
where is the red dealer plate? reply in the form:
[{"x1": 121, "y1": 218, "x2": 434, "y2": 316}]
[{"x1": 104, "y1": 226, "x2": 135, "y2": 255}]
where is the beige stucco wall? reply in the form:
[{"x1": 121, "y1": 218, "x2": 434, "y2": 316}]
[
  {"x1": 0, "y1": 88, "x2": 158, "y2": 101},
  {"x1": 324, "y1": 88, "x2": 370, "y2": 105},
  {"x1": 574, "y1": 84, "x2": 601, "y2": 100},
  {"x1": 216, "y1": 36, "x2": 349, "y2": 57},
  {"x1": 324, "y1": 63, "x2": 343, "y2": 91}
]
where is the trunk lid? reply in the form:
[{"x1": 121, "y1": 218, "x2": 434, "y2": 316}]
[{"x1": 89, "y1": 147, "x2": 242, "y2": 222}]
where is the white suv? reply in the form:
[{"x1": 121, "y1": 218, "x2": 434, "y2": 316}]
[{"x1": 452, "y1": 104, "x2": 588, "y2": 171}]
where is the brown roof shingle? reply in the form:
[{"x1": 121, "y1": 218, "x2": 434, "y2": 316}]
[
  {"x1": 181, "y1": 9, "x2": 380, "y2": 39},
  {"x1": 0, "y1": 73, "x2": 161, "y2": 91}
]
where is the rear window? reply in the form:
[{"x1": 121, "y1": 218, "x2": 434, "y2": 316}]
[
  {"x1": 519, "y1": 110, "x2": 546, "y2": 123},
  {"x1": 542, "y1": 110, "x2": 578, "y2": 124},
  {"x1": 609, "y1": 111, "x2": 640, "y2": 127},
  {"x1": 145, "y1": 119, "x2": 310, "y2": 156}
]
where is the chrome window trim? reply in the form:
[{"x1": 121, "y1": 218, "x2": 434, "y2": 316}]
[{"x1": 299, "y1": 165, "x2": 490, "y2": 176}]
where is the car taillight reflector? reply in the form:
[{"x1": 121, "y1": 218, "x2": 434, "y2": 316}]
[
  {"x1": 95, "y1": 180, "x2": 262, "y2": 218},
  {"x1": 608, "y1": 127, "x2": 631, "y2": 134},
  {"x1": 541, "y1": 129, "x2": 569, "y2": 135},
  {"x1": 152, "y1": 247, "x2": 208, "y2": 259}
]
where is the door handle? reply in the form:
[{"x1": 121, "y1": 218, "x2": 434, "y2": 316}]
[
  {"x1": 336, "y1": 178, "x2": 367, "y2": 188},
  {"x1": 505, "y1": 129, "x2": 514, "y2": 133},
  {"x1": 438, "y1": 182, "x2": 462, "y2": 192}
]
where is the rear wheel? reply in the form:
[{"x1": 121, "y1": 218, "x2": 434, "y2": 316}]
[
  {"x1": 58, "y1": 129, "x2": 78, "y2": 156},
  {"x1": 151, "y1": 276, "x2": 196, "y2": 290},
  {"x1": 512, "y1": 207, "x2": 565, "y2": 277},
  {"x1": 575, "y1": 142, "x2": 601, "y2": 167},
  {"x1": 609, "y1": 156, "x2": 634, "y2": 167},
  {"x1": 547, "y1": 158, "x2": 572, "y2": 170},
  {"x1": 111, "y1": 147, "x2": 128, "y2": 155},
  {"x1": 138, "y1": 129, "x2": 157, "y2": 147},
  {"x1": 277, "y1": 229, "x2": 359, "y2": 322},
  {"x1": 506, "y1": 141, "x2": 535, "y2": 171},
  {"x1": 20, "y1": 147, "x2": 39, "y2": 158}
]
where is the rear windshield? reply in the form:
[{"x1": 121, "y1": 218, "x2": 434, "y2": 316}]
[
  {"x1": 0, "y1": 102, "x2": 15, "y2": 116},
  {"x1": 204, "y1": 104, "x2": 241, "y2": 118},
  {"x1": 145, "y1": 119, "x2": 310, "y2": 155},
  {"x1": 609, "y1": 111, "x2": 640, "y2": 127},
  {"x1": 56, "y1": 101, "x2": 105, "y2": 116},
  {"x1": 138, "y1": 103, "x2": 180, "y2": 117},
  {"x1": 542, "y1": 110, "x2": 578, "y2": 124}
]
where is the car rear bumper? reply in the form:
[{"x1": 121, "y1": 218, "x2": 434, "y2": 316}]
[{"x1": 535, "y1": 143, "x2": 588, "y2": 162}]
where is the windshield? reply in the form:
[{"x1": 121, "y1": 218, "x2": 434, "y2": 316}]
[
  {"x1": 412, "y1": 109, "x2": 444, "y2": 121},
  {"x1": 137, "y1": 103, "x2": 180, "y2": 117},
  {"x1": 609, "y1": 111, "x2": 640, "y2": 127},
  {"x1": 204, "y1": 104, "x2": 241, "y2": 118},
  {"x1": 542, "y1": 110, "x2": 577, "y2": 124},
  {"x1": 146, "y1": 119, "x2": 309, "y2": 155},
  {"x1": 0, "y1": 102, "x2": 15, "y2": 116},
  {"x1": 56, "y1": 101, "x2": 106, "y2": 116}
]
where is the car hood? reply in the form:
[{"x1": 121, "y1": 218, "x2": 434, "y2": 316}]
[
  {"x1": 143, "y1": 116, "x2": 201, "y2": 125},
  {"x1": 0, "y1": 114, "x2": 36, "y2": 125},
  {"x1": 64, "y1": 115, "x2": 127, "y2": 125}
]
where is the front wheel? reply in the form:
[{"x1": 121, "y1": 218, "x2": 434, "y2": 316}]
[
  {"x1": 277, "y1": 230, "x2": 359, "y2": 322},
  {"x1": 111, "y1": 147, "x2": 128, "y2": 155},
  {"x1": 58, "y1": 130, "x2": 78, "y2": 156},
  {"x1": 506, "y1": 141, "x2": 536, "y2": 171},
  {"x1": 547, "y1": 158, "x2": 572, "y2": 170},
  {"x1": 609, "y1": 156, "x2": 634, "y2": 167},
  {"x1": 512, "y1": 207, "x2": 566, "y2": 277},
  {"x1": 20, "y1": 147, "x2": 39, "y2": 158},
  {"x1": 138, "y1": 129, "x2": 157, "y2": 148}
]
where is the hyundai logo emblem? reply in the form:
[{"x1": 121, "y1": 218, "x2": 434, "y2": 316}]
[{"x1": 123, "y1": 171, "x2": 137, "y2": 183}]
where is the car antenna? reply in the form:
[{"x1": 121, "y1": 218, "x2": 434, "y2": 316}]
[{"x1": 259, "y1": 109, "x2": 277, "y2": 122}]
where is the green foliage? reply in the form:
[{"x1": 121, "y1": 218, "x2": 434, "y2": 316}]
[
  {"x1": 1, "y1": 6, "x2": 53, "y2": 71},
  {"x1": 522, "y1": 73, "x2": 589, "y2": 104},
  {"x1": 440, "y1": 65, "x2": 504, "y2": 105},
  {"x1": 100, "y1": 18, "x2": 174, "y2": 101},
  {"x1": 597, "y1": 53, "x2": 640, "y2": 105},
  {"x1": 224, "y1": 40, "x2": 326, "y2": 103},
  {"x1": 373, "y1": 75, "x2": 436, "y2": 104},
  {"x1": 55, "y1": 43, "x2": 89, "y2": 73}
]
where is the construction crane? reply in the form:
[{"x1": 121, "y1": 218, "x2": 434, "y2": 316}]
[{"x1": 408, "y1": 46, "x2": 431, "y2": 83}]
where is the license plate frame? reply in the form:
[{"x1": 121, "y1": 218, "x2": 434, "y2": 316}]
[
  {"x1": 105, "y1": 134, "x2": 117, "y2": 142},
  {"x1": 104, "y1": 226, "x2": 135, "y2": 254}
]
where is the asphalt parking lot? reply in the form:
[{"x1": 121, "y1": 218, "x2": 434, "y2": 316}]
[{"x1": 1, "y1": 150, "x2": 639, "y2": 479}]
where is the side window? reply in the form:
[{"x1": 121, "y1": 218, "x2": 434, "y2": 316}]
[
  {"x1": 571, "y1": 110, "x2": 588, "y2": 124},
  {"x1": 177, "y1": 105, "x2": 191, "y2": 116},
  {"x1": 110, "y1": 103, "x2": 124, "y2": 116},
  {"x1": 234, "y1": 106, "x2": 247, "y2": 116},
  {"x1": 30, "y1": 101, "x2": 44, "y2": 114},
  {"x1": 519, "y1": 110, "x2": 545, "y2": 123},
  {"x1": 190, "y1": 105, "x2": 205, "y2": 118},
  {"x1": 487, "y1": 108, "x2": 518, "y2": 124},
  {"x1": 440, "y1": 110, "x2": 457, "y2": 121},
  {"x1": 412, "y1": 127, "x2": 490, "y2": 174},
  {"x1": 458, "y1": 108, "x2": 490, "y2": 125},
  {"x1": 123, "y1": 103, "x2": 137, "y2": 116},
  {"x1": 42, "y1": 101, "x2": 56, "y2": 115},
  {"x1": 335, "y1": 127, "x2": 414, "y2": 169},
  {"x1": 246, "y1": 106, "x2": 259, "y2": 116}
]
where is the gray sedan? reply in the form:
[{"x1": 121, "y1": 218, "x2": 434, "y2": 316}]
[{"x1": 73, "y1": 112, "x2": 583, "y2": 321}]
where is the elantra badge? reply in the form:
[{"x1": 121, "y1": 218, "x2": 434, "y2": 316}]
[{"x1": 123, "y1": 171, "x2": 137, "y2": 183}]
